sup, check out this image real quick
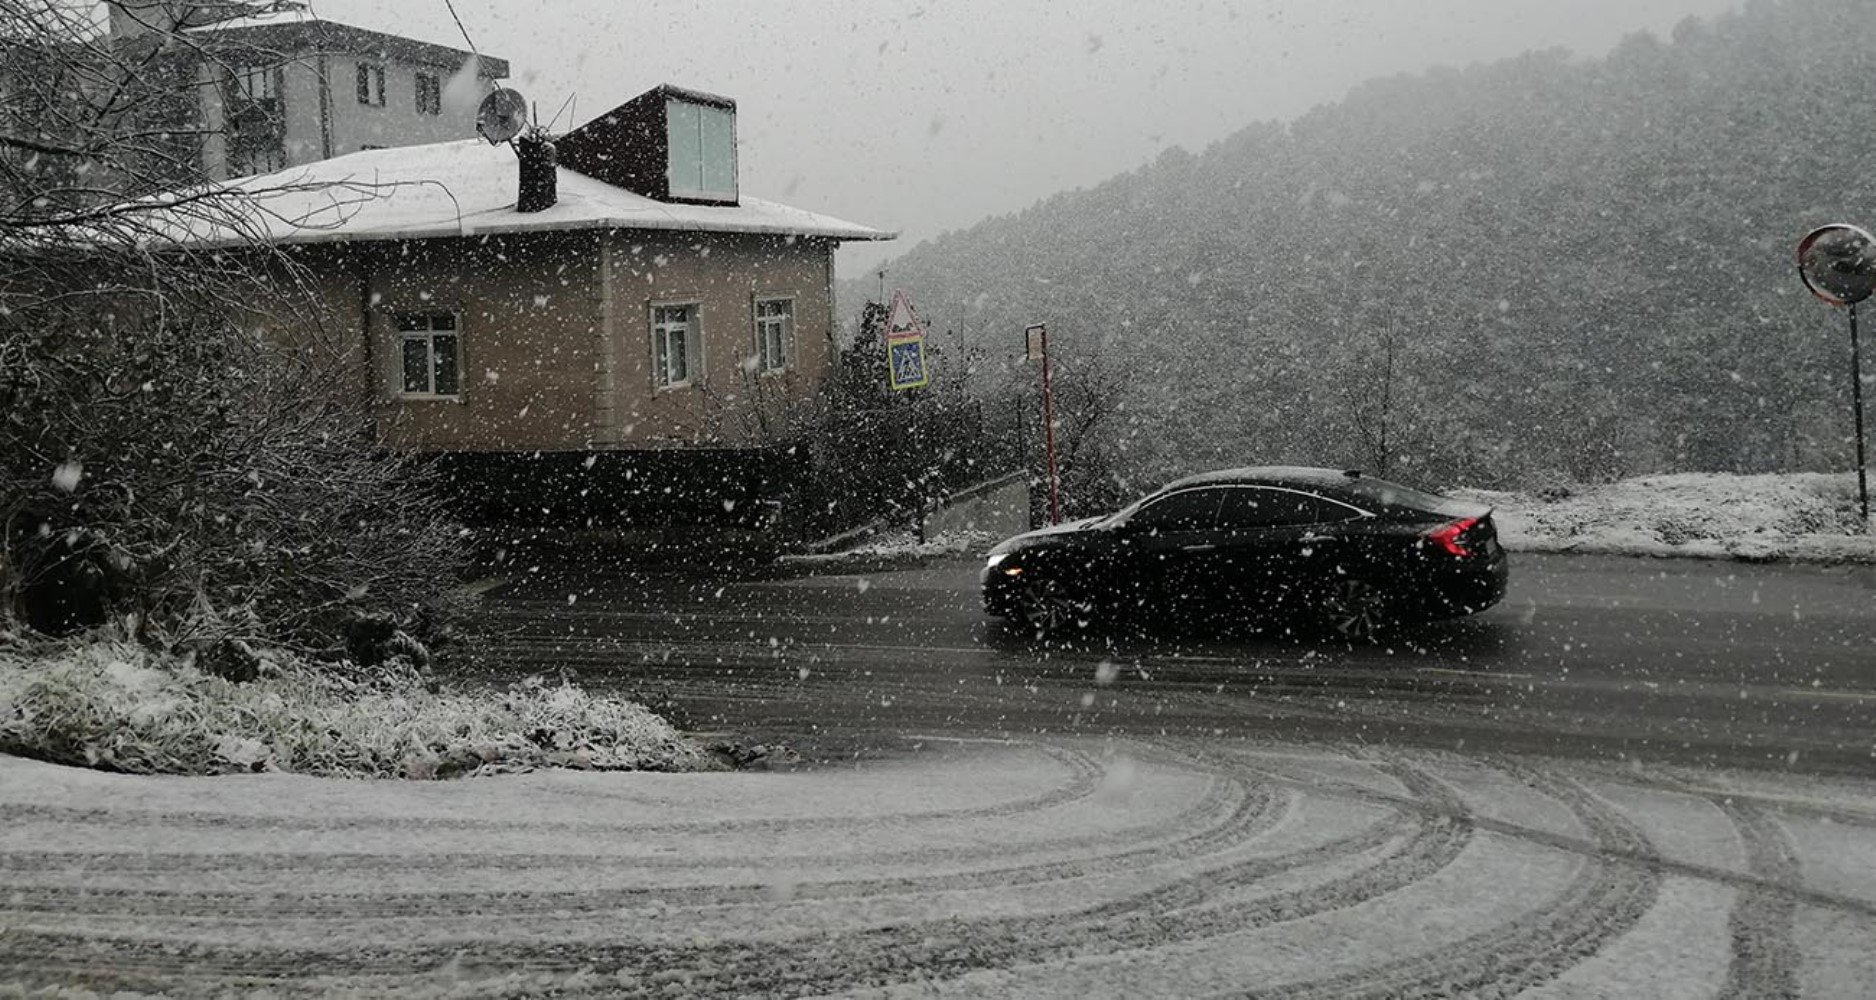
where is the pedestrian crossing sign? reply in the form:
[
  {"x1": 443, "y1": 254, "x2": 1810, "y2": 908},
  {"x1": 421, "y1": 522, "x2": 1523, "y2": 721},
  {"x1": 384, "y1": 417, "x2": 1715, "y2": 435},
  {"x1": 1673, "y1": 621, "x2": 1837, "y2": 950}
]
[
  {"x1": 889, "y1": 336, "x2": 929, "y2": 391},
  {"x1": 883, "y1": 290, "x2": 929, "y2": 391}
]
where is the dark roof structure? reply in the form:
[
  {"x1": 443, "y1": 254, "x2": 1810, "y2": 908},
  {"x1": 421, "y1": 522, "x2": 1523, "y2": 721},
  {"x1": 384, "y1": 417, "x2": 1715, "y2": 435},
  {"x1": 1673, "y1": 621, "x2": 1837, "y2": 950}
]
[{"x1": 189, "y1": 14, "x2": 509, "y2": 77}]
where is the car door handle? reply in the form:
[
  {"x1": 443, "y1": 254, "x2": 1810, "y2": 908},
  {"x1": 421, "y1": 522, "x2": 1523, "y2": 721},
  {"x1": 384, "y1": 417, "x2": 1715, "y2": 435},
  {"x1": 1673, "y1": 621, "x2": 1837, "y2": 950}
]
[{"x1": 1181, "y1": 543, "x2": 1218, "y2": 552}]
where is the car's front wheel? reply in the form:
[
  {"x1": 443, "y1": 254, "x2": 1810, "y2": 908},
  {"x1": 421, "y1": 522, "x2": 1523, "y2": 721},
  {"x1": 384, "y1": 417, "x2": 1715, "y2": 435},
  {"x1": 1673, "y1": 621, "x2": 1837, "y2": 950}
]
[{"x1": 1012, "y1": 576, "x2": 1094, "y2": 637}]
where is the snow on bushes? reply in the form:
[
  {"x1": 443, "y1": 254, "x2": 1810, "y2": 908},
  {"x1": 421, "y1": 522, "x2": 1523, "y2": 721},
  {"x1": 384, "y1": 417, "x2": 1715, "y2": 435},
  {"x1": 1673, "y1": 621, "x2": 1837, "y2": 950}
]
[
  {"x1": 0, "y1": 641, "x2": 719, "y2": 778},
  {"x1": 1455, "y1": 472, "x2": 1876, "y2": 563}
]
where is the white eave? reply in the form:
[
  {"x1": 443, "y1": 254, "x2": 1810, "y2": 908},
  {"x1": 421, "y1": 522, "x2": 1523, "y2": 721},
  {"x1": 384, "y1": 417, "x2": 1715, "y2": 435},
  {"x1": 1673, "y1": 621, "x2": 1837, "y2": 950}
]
[{"x1": 161, "y1": 139, "x2": 897, "y2": 249}]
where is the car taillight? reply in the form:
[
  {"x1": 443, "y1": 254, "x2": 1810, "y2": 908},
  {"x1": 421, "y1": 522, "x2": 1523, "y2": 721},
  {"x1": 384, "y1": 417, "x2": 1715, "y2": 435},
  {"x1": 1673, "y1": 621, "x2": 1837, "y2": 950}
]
[{"x1": 1424, "y1": 517, "x2": 1480, "y2": 558}]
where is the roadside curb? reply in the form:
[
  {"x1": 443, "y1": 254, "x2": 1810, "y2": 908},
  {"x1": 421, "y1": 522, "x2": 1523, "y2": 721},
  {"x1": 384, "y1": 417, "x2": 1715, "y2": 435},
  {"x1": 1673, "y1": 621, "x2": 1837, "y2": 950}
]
[{"x1": 1501, "y1": 543, "x2": 1876, "y2": 568}]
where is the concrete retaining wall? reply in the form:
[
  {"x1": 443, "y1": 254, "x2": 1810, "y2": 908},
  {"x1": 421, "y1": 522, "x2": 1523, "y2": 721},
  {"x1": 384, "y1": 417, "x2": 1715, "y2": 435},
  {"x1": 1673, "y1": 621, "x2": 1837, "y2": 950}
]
[{"x1": 922, "y1": 473, "x2": 1028, "y2": 540}]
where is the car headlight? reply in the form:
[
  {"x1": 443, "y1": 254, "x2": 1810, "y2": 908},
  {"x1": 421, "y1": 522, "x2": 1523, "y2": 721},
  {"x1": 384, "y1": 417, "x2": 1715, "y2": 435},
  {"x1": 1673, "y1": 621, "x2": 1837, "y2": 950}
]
[{"x1": 986, "y1": 552, "x2": 1024, "y2": 576}]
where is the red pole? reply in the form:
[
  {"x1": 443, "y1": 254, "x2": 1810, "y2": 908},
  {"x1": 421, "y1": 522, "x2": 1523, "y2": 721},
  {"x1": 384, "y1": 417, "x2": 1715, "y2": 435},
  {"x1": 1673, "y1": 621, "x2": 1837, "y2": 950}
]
[{"x1": 1040, "y1": 325, "x2": 1061, "y2": 525}]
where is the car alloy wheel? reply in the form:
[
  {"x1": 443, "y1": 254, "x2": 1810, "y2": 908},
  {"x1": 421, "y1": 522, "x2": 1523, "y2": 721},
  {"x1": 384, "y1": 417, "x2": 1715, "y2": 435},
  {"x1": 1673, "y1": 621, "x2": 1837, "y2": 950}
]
[
  {"x1": 1014, "y1": 576, "x2": 1091, "y2": 636},
  {"x1": 1321, "y1": 577, "x2": 1391, "y2": 639}
]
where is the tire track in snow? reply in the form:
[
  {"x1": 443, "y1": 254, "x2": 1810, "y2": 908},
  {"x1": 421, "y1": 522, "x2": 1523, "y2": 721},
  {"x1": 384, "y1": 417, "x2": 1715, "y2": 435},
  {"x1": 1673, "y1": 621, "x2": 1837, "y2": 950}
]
[
  {"x1": 0, "y1": 760, "x2": 1271, "y2": 921},
  {"x1": 1582, "y1": 766, "x2": 1876, "y2": 831},
  {"x1": 8, "y1": 743, "x2": 1856, "y2": 999},
  {"x1": 1717, "y1": 800, "x2": 1801, "y2": 1000},
  {"x1": 496, "y1": 766, "x2": 1470, "y2": 998},
  {"x1": 1227, "y1": 756, "x2": 1661, "y2": 1000},
  {"x1": 0, "y1": 743, "x2": 1106, "y2": 839},
  {"x1": 0, "y1": 749, "x2": 1464, "y2": 997}
]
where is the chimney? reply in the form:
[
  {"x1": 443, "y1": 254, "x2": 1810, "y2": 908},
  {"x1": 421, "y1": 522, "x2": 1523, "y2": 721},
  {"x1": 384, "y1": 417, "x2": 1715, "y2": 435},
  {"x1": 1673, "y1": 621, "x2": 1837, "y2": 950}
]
[{"x1": 514, "y1": 133, "x2": 557, "y2": 213}]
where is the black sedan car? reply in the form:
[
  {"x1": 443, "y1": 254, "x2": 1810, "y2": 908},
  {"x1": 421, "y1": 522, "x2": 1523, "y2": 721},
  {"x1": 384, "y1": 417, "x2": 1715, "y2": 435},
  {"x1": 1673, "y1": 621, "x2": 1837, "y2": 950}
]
[{"x1": 982, "y1": 467, "x2": 1508, "y2": 638}]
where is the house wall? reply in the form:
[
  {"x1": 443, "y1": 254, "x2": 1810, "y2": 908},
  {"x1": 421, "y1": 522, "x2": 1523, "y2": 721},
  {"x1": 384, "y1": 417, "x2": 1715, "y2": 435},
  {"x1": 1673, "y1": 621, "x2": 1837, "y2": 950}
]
[
  {"x1": 279, "y1": 56, "x2": 324, "y2": 164},
  {"x1": 202, "y1": 50, "x2": 487, "y2": 179},
  {"x1": 598, "y1": 230, "x2": 835, "y2": 449},
  {"x1": 288, "y1": 228, "x2": 837, "y2": 454},
  {"x1": 323, "y1": 55, "x2": 480, "y2": 157}
]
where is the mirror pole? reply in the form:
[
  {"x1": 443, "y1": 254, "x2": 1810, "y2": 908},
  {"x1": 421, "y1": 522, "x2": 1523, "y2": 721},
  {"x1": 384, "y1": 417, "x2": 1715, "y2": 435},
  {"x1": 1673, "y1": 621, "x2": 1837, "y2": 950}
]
[{"x1": 1853, "y1": 301, "x2": 1870, "y2": 528}]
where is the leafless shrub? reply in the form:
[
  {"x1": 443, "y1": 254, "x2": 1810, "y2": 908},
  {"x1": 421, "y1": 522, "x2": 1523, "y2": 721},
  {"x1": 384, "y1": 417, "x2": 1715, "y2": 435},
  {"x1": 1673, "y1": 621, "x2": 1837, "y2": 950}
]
[{"x1": 0, "y1": 0, "x2": 467, "y2": 651}]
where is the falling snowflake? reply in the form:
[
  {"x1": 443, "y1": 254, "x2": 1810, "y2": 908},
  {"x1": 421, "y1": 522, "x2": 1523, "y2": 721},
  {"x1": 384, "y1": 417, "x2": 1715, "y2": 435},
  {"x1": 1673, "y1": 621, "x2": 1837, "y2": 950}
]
[{"x1": 51, "y1": 460, "x2": 82, "y2": 493}]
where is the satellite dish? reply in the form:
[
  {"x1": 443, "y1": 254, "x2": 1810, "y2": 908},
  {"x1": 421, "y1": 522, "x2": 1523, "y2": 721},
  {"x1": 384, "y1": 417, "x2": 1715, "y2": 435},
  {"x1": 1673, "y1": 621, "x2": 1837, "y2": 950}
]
[{"x1": 476, "y1": 88, "x2": 529, "y2": 145}]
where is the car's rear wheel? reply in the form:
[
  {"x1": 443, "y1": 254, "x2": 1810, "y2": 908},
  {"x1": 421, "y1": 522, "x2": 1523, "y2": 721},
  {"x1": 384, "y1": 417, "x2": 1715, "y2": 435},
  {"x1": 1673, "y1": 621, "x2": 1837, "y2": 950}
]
[
  {"x1": 1012, "y1": 576, "x2": 1093, "y2": 637},
  {"x1": 1318, "y1": 577, "x2": 1393, "y2": 640}
]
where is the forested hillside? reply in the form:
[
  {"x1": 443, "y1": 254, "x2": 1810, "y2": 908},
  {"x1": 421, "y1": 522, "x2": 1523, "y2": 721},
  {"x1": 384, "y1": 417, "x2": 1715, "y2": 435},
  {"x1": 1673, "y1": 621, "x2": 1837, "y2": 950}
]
[{"x1": 868, "y1": 0, "x2": 1876, "y2": 492}]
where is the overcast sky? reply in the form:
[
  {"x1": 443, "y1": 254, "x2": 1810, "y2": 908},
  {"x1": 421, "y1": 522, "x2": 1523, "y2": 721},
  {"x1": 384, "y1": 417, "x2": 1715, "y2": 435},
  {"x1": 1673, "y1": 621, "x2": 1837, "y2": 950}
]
[{"x1": 308, "y1": 0, "x2": 1746, "y2": 275}]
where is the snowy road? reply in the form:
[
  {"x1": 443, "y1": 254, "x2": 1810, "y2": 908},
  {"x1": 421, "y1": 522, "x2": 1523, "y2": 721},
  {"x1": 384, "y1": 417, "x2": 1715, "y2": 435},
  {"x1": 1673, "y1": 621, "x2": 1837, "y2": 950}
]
[
  {"x1": 4, "y1": 737, "x2": 1875, "y2": 997},
  {"x1": 6, "y1": 554, "x2": 1874, "y2": 996},
  {"x1": 480, "y1": 553, "x2": 1876, "y2": 775}
]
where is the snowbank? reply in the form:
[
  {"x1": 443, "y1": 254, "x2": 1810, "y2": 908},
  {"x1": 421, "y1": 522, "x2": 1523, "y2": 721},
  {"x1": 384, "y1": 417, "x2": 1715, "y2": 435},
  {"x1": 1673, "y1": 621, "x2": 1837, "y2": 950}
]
[
  {"x1": 0, "y1": 642, "x2": 718, "y2": 778},
  {"x1": 788, "y1": 528, "x2": 1003, "y2": 566},
  {"x1": 1454, "y1": 472, "x2": 1876, "y2": 563}
]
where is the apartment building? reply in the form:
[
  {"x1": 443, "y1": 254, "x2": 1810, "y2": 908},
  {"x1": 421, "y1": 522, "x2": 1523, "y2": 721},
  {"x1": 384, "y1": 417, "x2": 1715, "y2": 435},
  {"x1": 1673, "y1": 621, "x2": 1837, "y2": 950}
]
[{"x1": 107, "y1": 1, "x2": 508, "y2": 179}]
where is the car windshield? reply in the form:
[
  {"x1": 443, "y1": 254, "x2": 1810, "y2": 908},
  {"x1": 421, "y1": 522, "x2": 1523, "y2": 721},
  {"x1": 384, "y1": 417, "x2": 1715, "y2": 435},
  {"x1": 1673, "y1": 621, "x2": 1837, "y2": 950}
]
[{"x1": 8, "y1": 1, "x2": 1876, "y2": 997}]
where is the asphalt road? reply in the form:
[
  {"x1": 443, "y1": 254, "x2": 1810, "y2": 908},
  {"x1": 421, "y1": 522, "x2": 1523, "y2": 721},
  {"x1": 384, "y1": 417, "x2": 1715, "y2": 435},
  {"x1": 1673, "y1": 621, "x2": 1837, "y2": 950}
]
[{"x1": 474, "y1": 552, "x2": 1876, "y2": 775}]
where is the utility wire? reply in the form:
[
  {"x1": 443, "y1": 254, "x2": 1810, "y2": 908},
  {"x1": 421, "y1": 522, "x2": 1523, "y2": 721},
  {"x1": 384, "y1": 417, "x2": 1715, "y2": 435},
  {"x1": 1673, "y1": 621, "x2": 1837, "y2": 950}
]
[{"x1": 442, "y1": 0, "x2": 484, "y2": 68}]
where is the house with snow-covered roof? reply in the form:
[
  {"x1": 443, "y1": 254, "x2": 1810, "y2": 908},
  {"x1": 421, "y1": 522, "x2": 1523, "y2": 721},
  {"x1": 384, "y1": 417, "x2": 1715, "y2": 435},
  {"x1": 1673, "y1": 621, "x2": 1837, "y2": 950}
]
[{"x1": 200, "y1": 83, "x2": 893, "y2": 540}]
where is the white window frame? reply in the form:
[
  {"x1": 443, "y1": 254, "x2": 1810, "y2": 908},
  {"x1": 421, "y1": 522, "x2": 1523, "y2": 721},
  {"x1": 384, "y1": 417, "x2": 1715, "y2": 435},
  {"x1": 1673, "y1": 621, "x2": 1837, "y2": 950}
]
[
  {"x1": 394, "y1": 312, "x2": 461, "y2": 399},
  {"x1": 665, "y1": 98, "x2": 738, "y2": 201},
  {"x1": 651, "y1": 300, "x2": 702, "y2": 390},
  {"x1": 753, "y1": 295, "x2": 794, "y2": 375}
]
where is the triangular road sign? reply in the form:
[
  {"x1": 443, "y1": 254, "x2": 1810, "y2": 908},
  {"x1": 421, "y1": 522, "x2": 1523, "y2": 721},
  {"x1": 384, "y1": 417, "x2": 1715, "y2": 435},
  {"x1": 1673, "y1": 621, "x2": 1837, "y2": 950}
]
[{"x1": 884, "y1": 289, "x2": 923, "y2": 341}]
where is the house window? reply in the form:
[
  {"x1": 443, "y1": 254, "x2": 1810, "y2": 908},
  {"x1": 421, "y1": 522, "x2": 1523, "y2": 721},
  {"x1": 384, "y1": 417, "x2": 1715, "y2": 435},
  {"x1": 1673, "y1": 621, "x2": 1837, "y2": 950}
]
[
  {"x1": 415, "y1": 72, "x2": 441, "y2": 116},
  {"x1": 396, "y1": 313, "x2": 459, "y2": 396},
  {"x1": 754, "y1": 297, "x2": 792, "y2": 374},
  {"x1": 356, "y1": 63, "x2": 385, "y2": 106},
  {"x1": 652, "y1": 303, "x2": 698, "y2": 389},
  {"x1": 230, "y1": 146, "x2": 285, "y2": 175},
  {"x1": 233, "y1": 64, "x2": 277, "y2": 101},
  {"x1": 665, "y1": 98, "x2": 736, "y2": 200}
]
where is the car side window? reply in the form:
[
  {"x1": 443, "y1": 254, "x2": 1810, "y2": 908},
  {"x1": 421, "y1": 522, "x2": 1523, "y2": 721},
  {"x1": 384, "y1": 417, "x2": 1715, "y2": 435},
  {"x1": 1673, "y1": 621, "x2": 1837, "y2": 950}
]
[
  {"x1": 1217, "y1": 488, "x2": 1361, "y2": 529},
  {"x1": 1128, "y1": 488, "x2": 1224, "y2": 533}
]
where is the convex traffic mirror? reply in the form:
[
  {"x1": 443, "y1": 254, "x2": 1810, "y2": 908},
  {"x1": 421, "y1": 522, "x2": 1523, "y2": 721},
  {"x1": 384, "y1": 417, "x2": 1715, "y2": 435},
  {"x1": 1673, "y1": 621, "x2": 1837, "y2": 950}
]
[{"x1": 1798, "y1": 223, "x2": 1876, "y2": 306}]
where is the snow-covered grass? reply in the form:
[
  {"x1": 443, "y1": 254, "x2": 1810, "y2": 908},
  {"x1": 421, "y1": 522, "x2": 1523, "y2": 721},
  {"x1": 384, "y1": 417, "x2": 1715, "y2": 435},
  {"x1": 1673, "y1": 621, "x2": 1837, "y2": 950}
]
[
  {"x1": 1454, "y1": 471, "x2": 1876, "y2": 563},
  {"x1": 0, "y1": 641, "x2": 719, "y2": 778}
]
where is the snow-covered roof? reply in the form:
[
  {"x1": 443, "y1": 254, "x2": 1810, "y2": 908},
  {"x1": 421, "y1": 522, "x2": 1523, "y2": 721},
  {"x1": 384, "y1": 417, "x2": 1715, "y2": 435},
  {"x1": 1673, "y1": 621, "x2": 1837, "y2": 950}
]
[
  {"x1": 179, "y1": 11, "x2": 509, "y2": 76},
  {"x1": 182, "y1": 7, "x2": 316, "y2": 31},
  {"x1": 166, "y1": 140, "x2": 896, "y2": 248}
]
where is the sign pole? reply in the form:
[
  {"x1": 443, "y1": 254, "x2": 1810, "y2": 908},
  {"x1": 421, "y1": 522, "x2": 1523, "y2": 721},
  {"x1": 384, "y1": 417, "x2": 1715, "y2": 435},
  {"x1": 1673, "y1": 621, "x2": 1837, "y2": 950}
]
[
  {"x1": 1852, "y1": 301, "x2": 1870, "y2": 525},
  {"x1": 1041, "y1": 327, "x2": 1061, "y2": 525},
  {"x1": 1797, "y1": 223, "x2": 1876, "y2": 532}
]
